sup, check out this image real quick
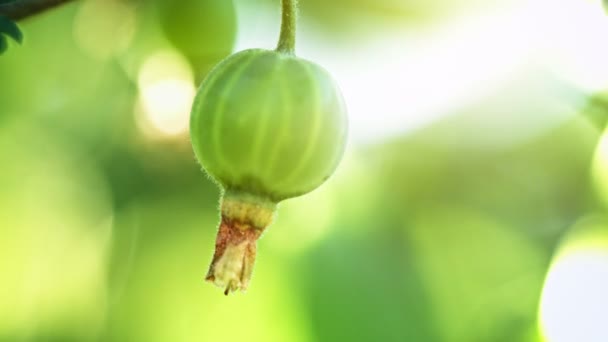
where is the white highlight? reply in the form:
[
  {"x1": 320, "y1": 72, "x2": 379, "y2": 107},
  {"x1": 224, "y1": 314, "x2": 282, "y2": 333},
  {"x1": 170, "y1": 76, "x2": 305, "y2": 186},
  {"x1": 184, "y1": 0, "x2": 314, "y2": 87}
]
[
  {"x1": 537, "y1": 0, "x2": 608, "y2": 93},
  {"x1": 136, "y1": 50, "x2": 196, "y2": 137},
  {"x1": 539, "y1": 246, "x2": 608, "y2": 342}
]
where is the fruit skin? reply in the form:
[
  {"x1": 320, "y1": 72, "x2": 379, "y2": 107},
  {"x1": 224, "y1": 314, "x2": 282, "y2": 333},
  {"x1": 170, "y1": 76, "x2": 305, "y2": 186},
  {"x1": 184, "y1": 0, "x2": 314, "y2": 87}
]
[{"x1": 190, "y1": 49, "x2": 348, "y2": 203}]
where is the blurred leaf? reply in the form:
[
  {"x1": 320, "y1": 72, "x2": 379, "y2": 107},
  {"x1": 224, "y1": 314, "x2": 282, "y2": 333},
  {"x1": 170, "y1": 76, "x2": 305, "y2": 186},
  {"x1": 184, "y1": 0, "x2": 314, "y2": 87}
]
[
  {"x1": 405, "y1": 208, "x2": 546, "y2": 341},
  {"x1": 0, "y1": 17, "x2": 21, "y2": 42},
  {"x1": 0, "y1": 16, "x2": 22, "y2": 54},
  {"x1": 298, "y1": 228, "x2": 440, "y2": 342},
  {"x1": 156, "y1": 0, "x2": 236, "y2": 82},
  {"x1": 583, "y1": 93, "x2": 608, "y2": 131}
]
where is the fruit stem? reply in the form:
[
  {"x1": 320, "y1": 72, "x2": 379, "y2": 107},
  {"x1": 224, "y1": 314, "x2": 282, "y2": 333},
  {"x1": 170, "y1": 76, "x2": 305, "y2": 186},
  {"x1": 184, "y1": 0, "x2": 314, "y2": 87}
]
[{"x1": 276, "y1": 0, "x2": 297, "y2": 54}]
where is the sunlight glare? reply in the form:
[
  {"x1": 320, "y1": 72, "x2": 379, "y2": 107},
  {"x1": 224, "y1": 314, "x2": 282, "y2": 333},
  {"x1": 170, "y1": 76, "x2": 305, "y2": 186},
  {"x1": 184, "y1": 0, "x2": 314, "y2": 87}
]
[
  {"x1": 538, "y1": 0, "x2": 608, "y2": 93},
  {"x1": 235, "y1": 0, "x2": 608, "y2": 144},
  {"x1": 539, "y1": 241, "x2": 608, "y2": 342},
  {"x1": 136, "y1": 50, "x2": 196, "y2": 137}
]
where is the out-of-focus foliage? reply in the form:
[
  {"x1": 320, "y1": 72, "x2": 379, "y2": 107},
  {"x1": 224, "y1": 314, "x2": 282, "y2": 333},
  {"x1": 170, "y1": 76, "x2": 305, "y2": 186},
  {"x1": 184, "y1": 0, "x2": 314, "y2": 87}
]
[
  {"x1": 1, "y1": 0, "x2": 608, "y2": 341},
  {"x1": 157, "y1": 0, "x2": 236, "y2": 81},
  {"x1": 0, "y1": 119, "x2": 113, "y2": 340},
  {"x1": 583, "y1": 93, "x2": 608, "y2": 130},
  {"x1": 0, "y1": 16, "x2": 22, "y2": 53}
]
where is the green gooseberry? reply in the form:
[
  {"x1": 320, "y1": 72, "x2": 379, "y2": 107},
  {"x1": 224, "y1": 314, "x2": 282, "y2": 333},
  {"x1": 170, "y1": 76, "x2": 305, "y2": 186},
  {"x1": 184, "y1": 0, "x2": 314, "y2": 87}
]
[
  {"x1": 190, "y1": 0, "x2": 348, "y2": 294},
  {"x1": 191, "y1": 49, "x2": 348, "y2": 202},
  {"x1": 157, "y1": 0, "x2": 237, "y2": 80}
]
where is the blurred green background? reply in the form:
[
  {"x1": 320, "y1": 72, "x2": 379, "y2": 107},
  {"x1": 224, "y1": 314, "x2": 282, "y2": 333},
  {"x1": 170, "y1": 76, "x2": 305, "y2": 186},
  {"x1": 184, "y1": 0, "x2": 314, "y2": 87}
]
[{"x1": 2, "y1": 0, "x2": 608, "y2": 341}]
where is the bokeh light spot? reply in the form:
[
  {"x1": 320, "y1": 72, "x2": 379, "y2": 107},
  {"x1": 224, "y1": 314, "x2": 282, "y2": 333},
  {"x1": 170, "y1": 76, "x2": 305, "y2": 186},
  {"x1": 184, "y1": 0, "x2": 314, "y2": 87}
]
[
  {"x1": 539, "y1": 244, "x2": 608, "y2": 342},
  {"x1": 73, "y1": 0, "x2": 136, "y2": 60},
  {"x1": 136, "y1": 50, "x2": 195, "y2": 138}
]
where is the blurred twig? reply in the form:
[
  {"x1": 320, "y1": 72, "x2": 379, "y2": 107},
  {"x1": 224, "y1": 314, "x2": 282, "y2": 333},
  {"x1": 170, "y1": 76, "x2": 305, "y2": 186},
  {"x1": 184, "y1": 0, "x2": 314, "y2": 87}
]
[{"x1": 0, "y1": 0, "x2": 74, "y2": 21}]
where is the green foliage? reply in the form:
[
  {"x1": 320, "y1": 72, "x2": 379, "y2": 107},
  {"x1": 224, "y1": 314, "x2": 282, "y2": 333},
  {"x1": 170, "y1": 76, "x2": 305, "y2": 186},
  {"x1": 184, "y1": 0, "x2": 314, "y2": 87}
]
[
  {"x1": 157, "y1": 0, "x2": 236, "y2": 81},
  {"x1": 0, "y1": 16, "x2": 22, "y2": 54},
  {"x1": 582, "y1": 94, "x2": 608, "y2": 131}
]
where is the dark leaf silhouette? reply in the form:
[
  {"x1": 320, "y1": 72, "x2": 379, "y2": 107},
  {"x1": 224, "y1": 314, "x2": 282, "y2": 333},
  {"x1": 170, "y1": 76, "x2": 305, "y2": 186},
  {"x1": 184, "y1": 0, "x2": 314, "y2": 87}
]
[{"x1": 0, "y1": 15, "x2": 22, "y2": 54}]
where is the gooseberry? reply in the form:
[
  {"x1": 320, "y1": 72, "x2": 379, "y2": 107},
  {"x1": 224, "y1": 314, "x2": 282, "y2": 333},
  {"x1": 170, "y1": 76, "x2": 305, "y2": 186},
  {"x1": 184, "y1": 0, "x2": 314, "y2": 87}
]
[{"x1": 190, "y1": 0, "x2": 348, "y2": 294}]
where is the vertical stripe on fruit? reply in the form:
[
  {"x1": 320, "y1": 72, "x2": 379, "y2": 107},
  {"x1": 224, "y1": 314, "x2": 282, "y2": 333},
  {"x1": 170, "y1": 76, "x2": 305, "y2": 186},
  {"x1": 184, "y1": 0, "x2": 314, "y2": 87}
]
[
  {"x1": 211, "y1": 54, "x2": 257, "y2": 179},
  {"x1": 276, "y1": 61, "x2": 322, "y2": 189}
]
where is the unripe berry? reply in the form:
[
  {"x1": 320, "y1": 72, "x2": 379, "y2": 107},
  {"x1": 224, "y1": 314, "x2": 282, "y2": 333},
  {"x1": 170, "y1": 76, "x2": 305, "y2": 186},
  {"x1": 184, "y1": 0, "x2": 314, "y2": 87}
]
[
  {"x1": 189, "y1": 0, "x2": 348, "y2": 294},
  {"x1": 191, "y1": 49, "x2": 347, "y2": 202}
]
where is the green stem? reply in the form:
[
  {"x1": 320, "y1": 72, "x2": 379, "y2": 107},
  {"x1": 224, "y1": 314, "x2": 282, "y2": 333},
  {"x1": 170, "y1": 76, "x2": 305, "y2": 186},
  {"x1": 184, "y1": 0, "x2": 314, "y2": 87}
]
[{"x1": 276, "y1": 0, "x2": 297, "y2": 54}]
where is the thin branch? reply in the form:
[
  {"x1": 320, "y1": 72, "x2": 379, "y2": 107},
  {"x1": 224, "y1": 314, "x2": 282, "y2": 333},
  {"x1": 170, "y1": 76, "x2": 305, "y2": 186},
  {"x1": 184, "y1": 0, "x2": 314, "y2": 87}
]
[{"x1": 0, "y1": 0, "x2": 75, "y2": 21}]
